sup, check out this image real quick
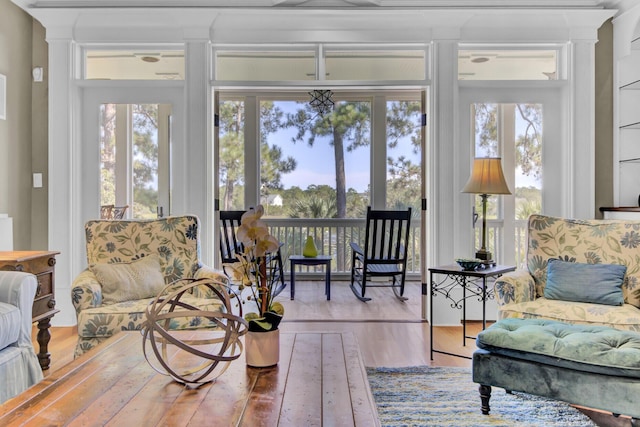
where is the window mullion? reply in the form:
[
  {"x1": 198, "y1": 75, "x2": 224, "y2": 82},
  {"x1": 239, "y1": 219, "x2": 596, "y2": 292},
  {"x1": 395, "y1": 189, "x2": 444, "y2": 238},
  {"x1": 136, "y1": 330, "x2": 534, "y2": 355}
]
[
  {"x1": 501, "y1": 104, "x2": 516, "y2": 265},
  {"x1": 115, "y1": 104, "x2": 131, "y2": 208},
  {"x1": 371, "y1": 95, "x2": 387, "y2": 209},
  {"x1": 245, "y1": 96, "x2": 259, "y2": 208}
]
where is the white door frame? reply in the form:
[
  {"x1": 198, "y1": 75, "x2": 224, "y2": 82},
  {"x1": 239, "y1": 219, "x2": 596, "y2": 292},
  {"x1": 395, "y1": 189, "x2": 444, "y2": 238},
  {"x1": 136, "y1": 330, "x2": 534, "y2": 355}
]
[
  {"x1": 455, "y1": 85, "x2": 565, "y2": 323},
  {"x1": 81, "y1": 86, "x2": 184, "y2": 224},
  {"x1": 459, "y1": 86, "x2": 565, "y2": 230}
]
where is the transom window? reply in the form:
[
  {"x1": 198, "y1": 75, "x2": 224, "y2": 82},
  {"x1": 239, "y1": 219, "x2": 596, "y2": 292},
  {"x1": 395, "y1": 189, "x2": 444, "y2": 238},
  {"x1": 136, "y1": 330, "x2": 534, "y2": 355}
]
[
  {"x1": 459, "y1": 47, "x2": 560, "y2": 80},
  {"x1": 84, "y1": 48, "x2": 185, "y2": 80},
  {"x1": 214, "y1": 44, "x2": 428, "y2": 83}
]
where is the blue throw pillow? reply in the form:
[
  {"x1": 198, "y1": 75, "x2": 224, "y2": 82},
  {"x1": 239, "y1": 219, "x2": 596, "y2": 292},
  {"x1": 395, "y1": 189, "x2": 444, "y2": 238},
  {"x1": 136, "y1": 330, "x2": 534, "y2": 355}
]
[{"x1": 544, "y1": 259, "x2": 626, "y2": 306}]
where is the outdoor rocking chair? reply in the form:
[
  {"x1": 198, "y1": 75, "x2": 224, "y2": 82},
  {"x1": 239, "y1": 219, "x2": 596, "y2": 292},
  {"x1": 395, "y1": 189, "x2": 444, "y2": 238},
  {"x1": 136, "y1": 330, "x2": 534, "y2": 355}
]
[
  {"x1": 350, "y1": 206, "x2": 412, "y2": 302},
  {"x1": 219, "y1": 210, "x2": 287, "y2": 297}
]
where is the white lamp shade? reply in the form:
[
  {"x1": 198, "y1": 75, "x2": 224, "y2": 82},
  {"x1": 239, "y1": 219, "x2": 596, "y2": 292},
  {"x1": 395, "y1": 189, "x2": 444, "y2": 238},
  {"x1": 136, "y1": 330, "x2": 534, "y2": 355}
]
[{"x1": 461, "y1": 157, "x2": 511, "y2": 195}]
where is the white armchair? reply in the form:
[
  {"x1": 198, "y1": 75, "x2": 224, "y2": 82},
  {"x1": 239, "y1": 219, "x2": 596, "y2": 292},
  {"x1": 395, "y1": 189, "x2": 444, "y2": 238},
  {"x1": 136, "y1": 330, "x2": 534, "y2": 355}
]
[{"x1": 0, "y1": 271, "x2": 43, "y2": 403}]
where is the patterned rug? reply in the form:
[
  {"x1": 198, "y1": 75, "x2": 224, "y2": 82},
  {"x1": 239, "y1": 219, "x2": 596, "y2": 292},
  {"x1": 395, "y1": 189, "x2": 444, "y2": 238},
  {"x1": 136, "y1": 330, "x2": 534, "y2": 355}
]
[{"x1": 366, "y1": 366, "x2": 597, "y2": 427}]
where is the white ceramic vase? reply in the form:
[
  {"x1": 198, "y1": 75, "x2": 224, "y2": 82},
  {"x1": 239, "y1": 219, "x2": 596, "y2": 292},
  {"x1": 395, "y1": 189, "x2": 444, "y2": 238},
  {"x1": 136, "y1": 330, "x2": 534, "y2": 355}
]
[{"x1": 245, "y1": 328, "x2": 280, "y2": 368}]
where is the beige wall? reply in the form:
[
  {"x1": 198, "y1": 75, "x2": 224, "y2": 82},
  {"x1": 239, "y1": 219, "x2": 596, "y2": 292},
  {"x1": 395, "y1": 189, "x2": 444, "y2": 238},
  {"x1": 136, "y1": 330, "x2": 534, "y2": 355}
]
[
  {"x1": 30, "y1": 20, "x2": 48, "y2": 249},
  {"x1": 595, "y1": 18, "x2": 614, "y2": 219},
  {"x1": 0, "y1": 0, "x2": 33, "y2": 249},
  {"x1": 0, "y1": 0, "x2": 47, "y2": 250}
]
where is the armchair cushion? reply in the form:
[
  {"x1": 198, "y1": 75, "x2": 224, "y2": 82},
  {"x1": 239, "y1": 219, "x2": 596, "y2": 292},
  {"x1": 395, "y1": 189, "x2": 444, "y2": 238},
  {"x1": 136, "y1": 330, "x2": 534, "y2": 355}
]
[
  {"x1": 0, "y1": 302, "x2": 20, "y2": 350},
  {"x1": 544, "y1": 259, "x2": 626, "y2": 306},
  {"x1": 494, "y1": 270, "x2": 536, "y2": 306},
  {"x1": 497, "y1": 297, "x2": 640, "y2": 330},
  {"x1": 89, "y1": 254, "x2": 165, "y2": 304},
  {"x1": 0, "y1": 272, "x2": 43, "y2": 403}
]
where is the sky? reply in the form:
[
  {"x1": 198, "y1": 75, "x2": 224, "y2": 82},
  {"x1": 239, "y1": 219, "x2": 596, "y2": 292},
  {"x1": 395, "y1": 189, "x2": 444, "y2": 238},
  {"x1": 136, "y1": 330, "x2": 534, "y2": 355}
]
[{"x1": 264, "y1": 100, "x2": 420, "y2": 193}]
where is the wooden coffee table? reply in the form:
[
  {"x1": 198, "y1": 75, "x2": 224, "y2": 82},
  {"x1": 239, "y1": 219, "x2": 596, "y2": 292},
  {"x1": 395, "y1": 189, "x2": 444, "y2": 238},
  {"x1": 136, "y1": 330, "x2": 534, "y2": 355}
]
[{"x1": 0, "y1": 331, "x2": 380, "y2": 426}]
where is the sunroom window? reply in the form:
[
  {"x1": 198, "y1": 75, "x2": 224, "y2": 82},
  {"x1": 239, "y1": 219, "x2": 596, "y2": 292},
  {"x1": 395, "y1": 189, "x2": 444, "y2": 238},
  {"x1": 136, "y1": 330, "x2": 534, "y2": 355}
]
[
  {"x1": 215, "y1": 50, "x2": 317, "y2": 81},
  {"x1": 458, "y1": 48, "x2": 559, "y2": 80},
  {"x1": 324, "y1": 49, "x2": 426, "y2": 81},
  {"x1": 84, "y1": 49, "x2": 185, "y2": 80}
]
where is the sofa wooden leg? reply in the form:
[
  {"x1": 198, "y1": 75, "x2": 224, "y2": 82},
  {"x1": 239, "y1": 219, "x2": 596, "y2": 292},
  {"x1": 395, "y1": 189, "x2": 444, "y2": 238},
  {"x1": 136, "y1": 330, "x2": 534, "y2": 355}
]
[{"x1": 479, "y1": 384, "x2": 492, "y2": 415}]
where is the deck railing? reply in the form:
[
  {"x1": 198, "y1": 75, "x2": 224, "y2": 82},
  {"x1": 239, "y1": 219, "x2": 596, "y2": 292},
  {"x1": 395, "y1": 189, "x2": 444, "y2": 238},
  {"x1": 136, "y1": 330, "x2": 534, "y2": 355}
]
[
  {"x1": 476, "y1": 219, "x2": 528, "y2": 270},
  {"x1": 264, "y1": 218, "x2": 421, "y2": 278},
  {"x1": 259, "y1": 217, "x2": 527, "y2": 278}
]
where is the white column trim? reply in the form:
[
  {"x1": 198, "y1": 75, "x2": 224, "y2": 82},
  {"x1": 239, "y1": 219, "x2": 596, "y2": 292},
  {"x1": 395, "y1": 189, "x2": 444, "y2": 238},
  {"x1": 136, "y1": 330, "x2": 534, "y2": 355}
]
[
  {"x1": 569, "y1": 39, "x2": 598, "y2": 219},
  {"x1": 183, "y1": 40, "x2": 213, "y2": 264},
  {"x1": 47, "y1": 37, "x2": 79, "y2": 326},
  {"x1": 431, "y1": 38, "x2": 461, "y2": 325}
]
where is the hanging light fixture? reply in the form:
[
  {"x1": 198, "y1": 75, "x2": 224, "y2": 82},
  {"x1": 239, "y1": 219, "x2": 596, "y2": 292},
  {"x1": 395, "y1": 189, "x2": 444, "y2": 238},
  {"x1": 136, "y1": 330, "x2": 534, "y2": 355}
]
[{"x1": 308, "y1": 89, "x2": 334, "y2": 116}]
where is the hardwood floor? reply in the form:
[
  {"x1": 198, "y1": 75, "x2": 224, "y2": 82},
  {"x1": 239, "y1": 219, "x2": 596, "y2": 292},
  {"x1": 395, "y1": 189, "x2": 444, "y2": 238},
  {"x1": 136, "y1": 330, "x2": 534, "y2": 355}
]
[
  {"x1": 32, "y1": 281, "x2": 628, "y2": 426},
  {"x1": 37, "y1": 282, "x2": 473, "y2": 373}
]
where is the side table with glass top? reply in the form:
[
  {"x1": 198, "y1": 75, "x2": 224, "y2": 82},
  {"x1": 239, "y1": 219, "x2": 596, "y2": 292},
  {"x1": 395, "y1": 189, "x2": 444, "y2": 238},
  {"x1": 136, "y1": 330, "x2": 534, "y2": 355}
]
[{"x1": 429, "y1": 264, "x2": 516, "y2": 360}]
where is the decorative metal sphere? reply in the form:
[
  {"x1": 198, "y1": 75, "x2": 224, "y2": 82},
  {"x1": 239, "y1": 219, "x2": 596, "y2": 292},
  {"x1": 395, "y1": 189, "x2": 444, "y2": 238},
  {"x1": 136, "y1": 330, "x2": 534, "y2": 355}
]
[{"x1": 141, "y1": 278, "x2": 248, "y2": 387}]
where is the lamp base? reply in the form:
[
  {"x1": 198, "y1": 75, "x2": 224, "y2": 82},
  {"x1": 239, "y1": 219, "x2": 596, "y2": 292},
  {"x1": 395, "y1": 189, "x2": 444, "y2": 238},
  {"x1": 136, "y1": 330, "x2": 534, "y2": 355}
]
[{"x1": 474, "y1": 249, "x2": 495, "y2": 267}]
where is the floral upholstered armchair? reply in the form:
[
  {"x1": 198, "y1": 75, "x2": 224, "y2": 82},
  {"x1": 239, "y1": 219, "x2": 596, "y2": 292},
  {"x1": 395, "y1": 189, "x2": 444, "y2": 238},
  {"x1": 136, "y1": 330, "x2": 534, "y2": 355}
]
[
  {"x1": 494, "y1": 214, "x2": 640, "y2": 332},
  {"x1": 71, "y1": 215, "x2": 228, "y2": 357}
]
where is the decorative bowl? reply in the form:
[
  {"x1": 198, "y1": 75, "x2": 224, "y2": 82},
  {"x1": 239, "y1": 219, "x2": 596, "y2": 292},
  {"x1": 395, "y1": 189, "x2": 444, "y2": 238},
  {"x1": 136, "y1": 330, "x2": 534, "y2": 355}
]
[{"x1": 455, "y1": 258, "x2": 482, "y2": 271}]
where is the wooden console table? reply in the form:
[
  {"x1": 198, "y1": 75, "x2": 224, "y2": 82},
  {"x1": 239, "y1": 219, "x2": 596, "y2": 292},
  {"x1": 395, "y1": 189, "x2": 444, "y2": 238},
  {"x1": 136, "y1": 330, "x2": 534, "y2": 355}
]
[{"x1": 0, "y1": 250, "x2": 60, "y2": 370}]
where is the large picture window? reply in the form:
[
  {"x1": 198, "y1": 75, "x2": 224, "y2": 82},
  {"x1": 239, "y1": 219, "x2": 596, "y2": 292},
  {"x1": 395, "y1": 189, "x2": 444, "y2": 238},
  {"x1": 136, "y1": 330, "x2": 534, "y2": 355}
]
[
  {"x1": 216, "y1": 91, "x2": 424, "y2": 275},
  {"x1": 218, "y1": 92, "x2": 422, "y2": 219}
]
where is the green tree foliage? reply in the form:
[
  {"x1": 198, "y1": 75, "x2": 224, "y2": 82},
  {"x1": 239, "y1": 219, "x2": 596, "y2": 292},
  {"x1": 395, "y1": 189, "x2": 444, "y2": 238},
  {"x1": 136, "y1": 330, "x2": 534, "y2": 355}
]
[
  {"x1": 515, "y1": 104, "x2": 542, "y2": 178},
  {"x1": 98, "y1": 104, "x2": 161, "y2": 219},
  {"x1": 474, "y1": 104, "x2": 499, "y2": 157},
  {"x1": 132, "y1": 104, "x2": 159, "y2": 219},
  {"x1": 289, "y1": 194, "x2": 338, "y2": 219},
  {"x1": 386, "y1": 101, "x2": 422, "y2": 212},
  {"x1": 286, "y1": 101, "x2": 371, "y2": 218},
  {"x1": 472, "y1": 103, "x2": 542, "y2": 221},
  {"x1": 219, "y1": 100, "x2": 296, "y2": 210},
  {"x1": 219, "y1": 100, "x2": 246, "y2": 210},
  {"x1": 286, "y1": 99, "x2": 421, "y2": 218},
  {"x1": 281, "y1": 185, "x2": 368, "y2": 218},
  {"x1": 100, "y1": 104, "x2": 116, "y2": 206},
  {"x1": 516, "y1": 186, "x2": 542, "y2": 219}
]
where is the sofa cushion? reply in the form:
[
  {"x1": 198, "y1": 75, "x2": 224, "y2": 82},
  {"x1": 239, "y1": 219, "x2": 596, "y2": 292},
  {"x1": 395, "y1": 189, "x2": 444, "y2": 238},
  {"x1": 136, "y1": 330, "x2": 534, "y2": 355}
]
[
  {"x1": 544, "y1": 259, "x2": 626, "y2": 306},
  {"x1": 90, "y1": 255, "x2": 166, "y2": 305},
  {"x1": 0, "y1": 302, "x2": 21, "y2": 350},
  {"x1": 76, "y1": 294, "x2": 224, "y2": 339}
]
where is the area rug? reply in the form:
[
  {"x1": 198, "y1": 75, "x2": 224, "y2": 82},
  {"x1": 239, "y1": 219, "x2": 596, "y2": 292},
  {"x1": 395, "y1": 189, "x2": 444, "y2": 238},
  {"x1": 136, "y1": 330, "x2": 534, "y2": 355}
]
[{"x1": 366, "y1": 366, "x2": 597, "y2": 427}]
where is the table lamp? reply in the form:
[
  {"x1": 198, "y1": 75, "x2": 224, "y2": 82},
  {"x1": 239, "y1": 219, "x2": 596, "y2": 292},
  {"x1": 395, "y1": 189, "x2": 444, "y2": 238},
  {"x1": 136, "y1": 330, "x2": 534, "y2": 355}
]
[{"x1": 461, "y1": 157, "x2": 511, "y2": 265}]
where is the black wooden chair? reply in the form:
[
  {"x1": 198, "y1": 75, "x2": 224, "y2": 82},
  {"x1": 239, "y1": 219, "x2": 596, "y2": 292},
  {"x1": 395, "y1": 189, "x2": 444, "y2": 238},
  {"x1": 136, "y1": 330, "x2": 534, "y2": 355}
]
[
  {"x1": 219, "y1": 210, "x2": 286, "y2": 297},
  {"x1": 350, "y1": 206, "x2": 412, "y2": 302}
]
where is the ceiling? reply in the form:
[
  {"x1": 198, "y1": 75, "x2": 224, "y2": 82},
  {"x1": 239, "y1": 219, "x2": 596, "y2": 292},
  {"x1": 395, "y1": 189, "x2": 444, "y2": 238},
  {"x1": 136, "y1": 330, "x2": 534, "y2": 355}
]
[{"x1": 13, "y1": 0, "x2": 623, "y2": 9}]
